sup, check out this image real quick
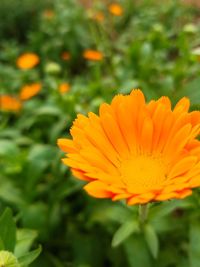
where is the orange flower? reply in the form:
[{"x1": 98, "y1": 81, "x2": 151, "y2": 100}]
[
  {"x1": 43, "y1": 9, "x2": 55, "y2": 19},
  {"x1": 93, "y1": 11, "x2": 104, "y2": 22},
  {"x1": 61, "y1": 52, "x2": 71, "y2": 61},
  {"x1": 19, "y1": 83, "x2": 42, "y2": 101},
  {"x1": 0, "y1": 95, "x2": 21, "y2": 112},
  {"x1": 58, "y1": 89, "x2": 200, "y2": 205},
  {"x1": 108, "y1": 3, "x2": 123, "y2": 16},
  {"x1": 16, "y1": 53, "x2": 40, "y2": 70},
  {"x1": 83, "y1": 50, "x2": 103, "y2": 61},
  {"x1": 59, "y1": 83, "x2": 70, "y2": 94}
]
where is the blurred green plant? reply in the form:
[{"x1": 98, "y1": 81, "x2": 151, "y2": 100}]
[
  {"x1": 0, "y1": 0, "x2": 51, "y2": 42},
  {"x1": 0, "y1": 0, "x2": 200, "y2": 266},
  {"x1": 0, "y1": 208, "x2": 41, "y2": 267}
]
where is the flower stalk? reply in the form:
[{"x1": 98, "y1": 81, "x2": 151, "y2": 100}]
[{"x1": 139, "y1": 204, "x2": 149, "y2": 224}]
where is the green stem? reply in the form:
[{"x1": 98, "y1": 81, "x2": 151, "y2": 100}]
[{"x1": 139, "y1": 204, "x2": 149, "y2": 224}]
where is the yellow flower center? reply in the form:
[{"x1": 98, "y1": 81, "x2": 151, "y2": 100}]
[{"x1": 121, "y1": 155, "x2": 166, "y2": 193}]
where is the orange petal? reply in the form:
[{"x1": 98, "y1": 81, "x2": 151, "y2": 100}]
[
  {"x1": 164, "y1": 123, "x2": 192, "y2": 159},
  {"x1": 80, "y1": 149, "x2": 113, "y2": 173},
  {"x1": 157, "y1": 96, "x2": 171, "y2": 109},
  {"x1": 83, "y1": 122, "x2": 120, "y2": 167},
  {"x1": 155, "y1": 192, "x2": 178, "y2": 201},
  {"x1": 57, "y1": 138, "x2": 77, "y2": 153},
  {"x1": 112, "y1": 193, "x2": 132, "y2": 201},
  {"x1": 174, "y1": 97, "x2": 190, "y2": 113},
  {"x1": 71, "y1": 169, "x2": 92, "y2": 181},
  {"x1": 177, "y1": 189, "x2": 192, "y2": 199},
  {"x1": 127, "y1": 196, "x2": 149, "y2": 205},
  {"x1": 130, "y1": 89, "x2": 146, "y2": 106},
  {"x1": 100, "y1": 112, "x2": 129, "y2": 158},
  {"x1": 156, "y1": 112, "x2": 174, "y2": 153},
  {"x1": 168, "y1": 156, "x2": 197, "y2": 179},
  {"x1": 188, "y1": 175, "x2": 200, "y2": 188},
  {"x1": 140, "y1": 115, "x2": 153, "y2": 152},
  {"x1": 114, "y1": 101, "x2": 137, "y2": 153},
  {"x1": 152, "y1": 104, "x2": 167, "y2": 149},
  {"x1": 84, "y1": 181, "x2": 113, "y2": 198},
  {"x1": 190, "y1": 111, "x2": 200, "y2": 126}
]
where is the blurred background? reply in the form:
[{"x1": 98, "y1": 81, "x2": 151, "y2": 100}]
[{"x1": 1, "y1": 0, "x2": 200, "y2": 266}]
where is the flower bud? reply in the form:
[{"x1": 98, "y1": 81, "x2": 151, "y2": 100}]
[{"x1": 0, "y1": 251, "x2": 20, "y2": 267}]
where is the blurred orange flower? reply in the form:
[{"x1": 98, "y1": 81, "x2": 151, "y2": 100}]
[
  {"x1": 43, "y1": 9, "x2": 55, "y2": 19},
  {"x1": 61, "y1": 52, "x2": 71, "y2": 61},
  {"x1": 59, "y1": 83, "x2": 70, "y2": 94},
  {"x1": 0, "y1": 95, "x2": 21, "y2": 112},
  {"x1": 83, "y1": 50, "x2": 104, "y2": 61},
  {"x1": 108, "y1": 3, "x2": 123, "y2": 16},
  {"x1": 16, "y1": 53, "x2": 40, "y2": 70},
  {"x1": 58, "y1": 89, "x2": 200, "y2": 205},
  {"x1": 19, "y1": 83, "x2": 42, "y2": 101},
  {"x1": 93, "y1": 11, "x2": 104, "y2": 22}
]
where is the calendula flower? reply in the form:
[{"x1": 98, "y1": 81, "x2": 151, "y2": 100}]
[
  {"x1": 59, "y1": 83, "x2": 70, "y2": 94},
  {"x1": 43, "y1": 9, "x2": 55, "y2": 19},
  {"x1": 108, "y1": 3, "x2": 123, "y2": 16},
  {"x1": 0, "y1": 251, "x2": 20, "y2": 267},
  {"x1": 19, "y1": 83, "x2": 42, "y2": 101},
  {"x1": 93, "y1": 11, "x2": 105, "y2": 22},
  {"x1": 61, "y1": 51, "x2": 71, "y2": 61},
  {"x1": 83, "y1": 50, "x2": 104, "y2": 61},
  {"x1": 58, "y1": 89, "x2": 200, "y2": 205},
  {"x1": 16, "y1": 53, "x2": 40, "y2": 70},
  {"x1": 0, "y1": 95, "x2": 22, "y2": 112}
]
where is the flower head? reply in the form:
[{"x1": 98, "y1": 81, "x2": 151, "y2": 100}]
[
  {"x1": 108, "y1": 3, "x2": 123, "y2": 16},
  {"x1": 61, "y1": 51, "x2": 71, "y2": 61},
  {"x1": 19, "y1": 83, "x2": 42, "y2": 101},
  {"x1": 93, "y1": 11, "x2": 105, "y2": 22},
  {"x1": 83, "y1": 50, "x2": 103, "y2": 61},
  {"x1": 59, "y1": 83, "x2": 70, "y2": 94},
  {"x1": 43, "y1": 9, "x2": 55, "y2": 19},
  {"x1": 0, "y1": 95, "x2": 22, "y2": 112},
  {"x1": 58, "y1": 90, "x2": 200, "y2": 205},
  {"x1": 16, "y1": 53, "x2": 40, "y2": 70}
]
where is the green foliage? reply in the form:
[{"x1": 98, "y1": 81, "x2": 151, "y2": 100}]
[
  {"x1": 0, "y1": 208, "x2": 41, "y2": 266},
  {"x1": 0, "y1": 0, "x2": 200, "y2": 266},
  {"x1": 189, "y1": 220, "x2": 200, "y2": 267},
  {"x1": 18, "y1": 245, "x2": 42, "y2": 267},
  {"x1": 144, "y1": 224, "x2": 159, "y2": 259},
  {"x1": 0, "y1": 208, "x2": 16, "y2": 252},
  {"x1": 112, "y1": 220, "x2": 139, "y2": 247},
  {"x1": 0, "y1": 0, "x2": 50, "y2": 41}
]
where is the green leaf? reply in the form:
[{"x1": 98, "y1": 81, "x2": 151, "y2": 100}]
[
  {"x1": 189, "y1": 221, "x2": 200, "y2": 267},
  {"x1": 0, "y1": 237, "x2": 5, "y2": 250},
  {"x1": 18, "y1": 245, "x2": 42, "y2": 267},
  {"x1": 0, "y1": 140, "x2": 19, "y2": 156},
  {"x1": 25, "y1": 145, "x2": 57, "y2": 189},
  {"x1": 144, "y1": 224, "x2": 159, "y2": 259},
  {"x1": 149, "y1": 199, "x2": 192, "y2": 220},
  {"x1": 35, "y1": 106, "x2": 61, "y2": 116},
  {"x1": 123, "y1": 235, "x2": 153, "y2": 267},
  {"x1": 90, "y1": 203, "x2": 132, "y2": 224},
  {"x1": 0, "y1": 178, "x2": 23, "y2": 205},
  {"x1": 112, "y1": 220, "x2": 139, "y2": 247},
  {"x1": 15, "y1": 229, "x2": 38, "y2": 258},
  {"x1": 0, "y1": 208, "x2": 16, "y2": 252}
]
